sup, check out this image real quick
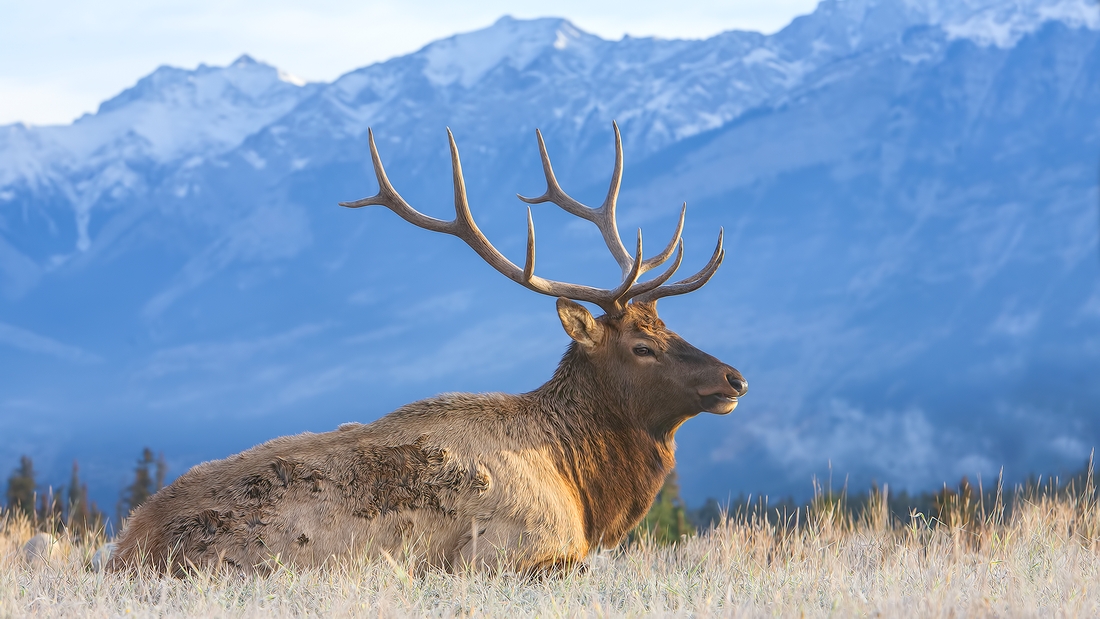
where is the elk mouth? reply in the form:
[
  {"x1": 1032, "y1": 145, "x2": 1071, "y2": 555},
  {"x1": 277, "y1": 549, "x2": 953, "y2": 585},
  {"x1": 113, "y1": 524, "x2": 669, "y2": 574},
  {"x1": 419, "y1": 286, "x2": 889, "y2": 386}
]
[{"x1": 700, "y1": 392, "x2": 739, "y2": 415}]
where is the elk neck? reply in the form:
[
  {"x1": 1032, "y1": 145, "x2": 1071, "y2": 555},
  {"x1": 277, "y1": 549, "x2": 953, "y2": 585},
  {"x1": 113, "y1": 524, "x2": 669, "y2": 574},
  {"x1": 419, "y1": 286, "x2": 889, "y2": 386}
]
[{"x1": 527, "y1": 342, "x2": 677, "y2": 547}]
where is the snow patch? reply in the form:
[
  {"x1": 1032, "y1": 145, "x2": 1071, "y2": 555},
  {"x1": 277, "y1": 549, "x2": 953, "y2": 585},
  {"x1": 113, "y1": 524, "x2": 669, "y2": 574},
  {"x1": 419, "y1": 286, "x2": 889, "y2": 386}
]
[
  {"x1": 422, "y1": 17, "x2": 588, "y2": 88},
  {"x1": 63, "y1": 161, "x2": 143, "y2": 252},
  {"x1": 673, "y1": 113, "x2": 725, "y2": 140},
  {"x1": 241, "y1": 150, "x2": 266, "y2": 170},
  {"x1": 553, "y1": 30, "x2": 570, "y2": 50},
  {"x1": 74, "y1": 210, "x2": 91, "y2": 252},
  {"x1": 741, "y1": 47, "x2": 807, "y2": 84},
  {"x1": 944, "y1": 12, "x2": 1033, "y2": 47},
  {"x1": 277, "y1": 70, "x2": 308, "y2": 87},
  {"x1": 742, "y1": 47, "x2": 777, "y2": 65},
  {"x1": 937, "y1": 0, "x2": 1099, "y2": 48},
  {"x1": 11, "y1": 56, "x2": 315, "y2": 175},
  {"x1": 1039, "y1": 0, "x2": 1100, "y2": 29}
]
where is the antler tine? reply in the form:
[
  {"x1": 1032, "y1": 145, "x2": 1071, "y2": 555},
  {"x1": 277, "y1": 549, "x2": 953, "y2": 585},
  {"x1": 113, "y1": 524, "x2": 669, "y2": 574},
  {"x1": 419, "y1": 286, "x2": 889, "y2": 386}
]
[
  {"x1": 523, "y1": 207, "x2": 536, "y2": 282},
  {"x1": 634, "y1": 229, "x2": 725, "y2": 304},
  {"x1": 338, "y1": 128, "x2": 390, "y2": 209},
  {"x1": 516, "y1": 129, "x2": 590, "y2": 217},
  {"x1": 638, "y1": 203, "x2": 686, "y2": 273},
  {"x1": 600, "y1": 121, "x2": 629, "y2": 273},
  {"x1": 609, "y1": 230, "x2": 645, "y2": 306},
  {"x1": 447, "y1": 128, "x2": 477, "y2": 234},
  {"x1": 518, "y1": 124, "x2": 633, "y2": 275},
  {"x1": 338, "y1": 129, "x2": 452, "y2": 234},
  {"x1": 442, "y1": 128, "x2": 534, "y2": 279},
  {"x1": 624, "y1": 238, "x2": 684, "y2": 298}
]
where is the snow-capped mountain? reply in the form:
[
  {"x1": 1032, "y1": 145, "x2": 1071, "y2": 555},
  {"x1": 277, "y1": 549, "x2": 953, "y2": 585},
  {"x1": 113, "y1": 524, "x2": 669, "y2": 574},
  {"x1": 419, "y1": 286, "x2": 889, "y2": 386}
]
[
  {"x1": 1, "y1": 0, "x2": 1097, "y2": 508},
  {"x1": 1, "y1": 55, "x2": 315, "y2": 187},
  {"x1": 0, "y1": 55, "x2": 317, "y2": 270}
]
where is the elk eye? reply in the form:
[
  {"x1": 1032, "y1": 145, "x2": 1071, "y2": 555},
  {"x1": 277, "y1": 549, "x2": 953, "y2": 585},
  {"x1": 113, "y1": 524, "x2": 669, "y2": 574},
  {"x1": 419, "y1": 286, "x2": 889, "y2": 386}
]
[{"x1": 633, "y1": 345, "x2": 653, "y2": 357}]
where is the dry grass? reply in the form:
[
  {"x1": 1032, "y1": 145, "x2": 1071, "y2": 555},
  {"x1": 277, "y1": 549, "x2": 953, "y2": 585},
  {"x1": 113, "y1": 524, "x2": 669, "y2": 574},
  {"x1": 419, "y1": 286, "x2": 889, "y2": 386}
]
[{"x1": 2, "y1": 482, "x2": 1098, "y2": 618}]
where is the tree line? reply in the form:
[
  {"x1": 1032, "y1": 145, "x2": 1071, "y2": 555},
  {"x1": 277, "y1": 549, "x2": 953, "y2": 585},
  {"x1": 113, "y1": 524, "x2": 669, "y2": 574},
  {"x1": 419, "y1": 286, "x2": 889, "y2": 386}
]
[
  {"x1": 632, "y1": 457, "x2": 1097, "y2": 544},
  {"x1": 3, "y1": 448, "x2": 167, "y2": 537},
  {"x1": 4, "y1": 449, "x2": 1095, "y2": 544}
]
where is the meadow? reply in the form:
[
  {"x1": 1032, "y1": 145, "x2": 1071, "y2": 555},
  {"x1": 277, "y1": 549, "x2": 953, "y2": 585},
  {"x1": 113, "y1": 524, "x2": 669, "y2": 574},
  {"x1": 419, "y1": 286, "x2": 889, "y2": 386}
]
[{"x1": 2, "y1": 478, "x2": 1098, "y2": 618}]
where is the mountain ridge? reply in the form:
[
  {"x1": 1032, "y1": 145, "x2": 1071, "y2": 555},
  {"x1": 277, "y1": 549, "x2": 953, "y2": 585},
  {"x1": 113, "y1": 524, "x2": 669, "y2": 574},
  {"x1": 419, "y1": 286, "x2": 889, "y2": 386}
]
[{"x1": 0, "y1": 0, "x2": 1097, "y2": 508}]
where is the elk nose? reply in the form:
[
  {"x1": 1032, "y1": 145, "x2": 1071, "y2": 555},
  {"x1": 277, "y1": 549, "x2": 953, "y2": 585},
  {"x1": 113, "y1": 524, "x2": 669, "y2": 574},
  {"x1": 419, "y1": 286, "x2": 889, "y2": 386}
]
[{"x1": 726, "y1": 373, "x2": 748, "y2": 396}]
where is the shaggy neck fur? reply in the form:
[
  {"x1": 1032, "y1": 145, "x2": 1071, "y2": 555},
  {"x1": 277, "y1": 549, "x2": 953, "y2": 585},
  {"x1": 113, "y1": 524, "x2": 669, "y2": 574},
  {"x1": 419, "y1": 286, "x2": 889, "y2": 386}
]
[{"x1": 530, "y1": 342, "x2": 678, "y2": 548}]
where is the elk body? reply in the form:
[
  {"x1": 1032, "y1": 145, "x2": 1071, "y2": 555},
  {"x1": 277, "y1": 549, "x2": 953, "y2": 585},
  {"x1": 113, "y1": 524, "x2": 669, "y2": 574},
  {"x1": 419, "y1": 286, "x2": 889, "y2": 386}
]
[{"x1": 108, "y1": 124, "x2": 747, "y2": 576}]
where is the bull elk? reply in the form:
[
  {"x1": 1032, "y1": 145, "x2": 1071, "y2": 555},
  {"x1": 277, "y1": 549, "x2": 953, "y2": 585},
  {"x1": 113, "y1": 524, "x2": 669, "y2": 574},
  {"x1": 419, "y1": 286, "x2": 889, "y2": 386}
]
[{"x1": 108, "y1": 123, "x2": 747, "y2": 575}]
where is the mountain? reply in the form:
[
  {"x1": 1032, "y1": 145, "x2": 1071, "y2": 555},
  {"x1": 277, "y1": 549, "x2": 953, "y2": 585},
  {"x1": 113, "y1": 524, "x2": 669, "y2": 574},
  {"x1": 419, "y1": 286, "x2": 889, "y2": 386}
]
[{"x1": 0, "y1": 0, "x2": 1097, "y2": 509}]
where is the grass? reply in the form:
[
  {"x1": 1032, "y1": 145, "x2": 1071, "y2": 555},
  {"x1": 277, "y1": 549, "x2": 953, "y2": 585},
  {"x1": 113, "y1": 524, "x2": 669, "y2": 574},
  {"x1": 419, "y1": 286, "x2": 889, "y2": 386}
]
[{"x1": 2, "y1": 476, "x2": 1098, "y2": 618}]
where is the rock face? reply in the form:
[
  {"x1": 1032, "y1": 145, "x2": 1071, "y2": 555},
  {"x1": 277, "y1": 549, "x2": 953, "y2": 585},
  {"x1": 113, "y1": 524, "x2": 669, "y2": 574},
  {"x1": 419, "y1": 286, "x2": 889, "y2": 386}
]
[
  {"x1": 22, "y1": 532, "x2": 58, "y2": 565},
  {"x1": 91, "y1": 542, "x2": 114, "y2": 573},
  {"x1": 0, "y1": 0, "x2": 1097, "y2": 502}
]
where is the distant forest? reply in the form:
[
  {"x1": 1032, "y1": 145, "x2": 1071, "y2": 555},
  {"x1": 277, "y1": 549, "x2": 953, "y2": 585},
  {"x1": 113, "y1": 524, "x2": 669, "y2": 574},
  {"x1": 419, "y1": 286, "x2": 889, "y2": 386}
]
[
  {"x1": 3, "y1": 450, "x2": 1096, "y2": 544},
  {"x1": 3, "y1": 449, "x2": 166, "y2": 537}
]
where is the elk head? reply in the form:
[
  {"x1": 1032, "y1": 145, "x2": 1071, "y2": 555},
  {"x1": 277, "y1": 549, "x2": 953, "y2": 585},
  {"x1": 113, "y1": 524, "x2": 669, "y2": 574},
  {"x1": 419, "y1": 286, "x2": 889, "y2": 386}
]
[
  {"x1": 340, "y1": 122, "x2": 747, "y2": 430},
  {"x1": 555, "y1": 298, "x2": 746, "y2": 426}
]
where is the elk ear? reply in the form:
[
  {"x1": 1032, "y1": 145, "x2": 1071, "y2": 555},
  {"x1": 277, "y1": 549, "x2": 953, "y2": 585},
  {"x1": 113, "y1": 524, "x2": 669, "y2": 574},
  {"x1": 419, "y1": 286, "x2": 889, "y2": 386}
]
[{"x1": 556, "y1": 298, "x2": 604, "y2": 349}]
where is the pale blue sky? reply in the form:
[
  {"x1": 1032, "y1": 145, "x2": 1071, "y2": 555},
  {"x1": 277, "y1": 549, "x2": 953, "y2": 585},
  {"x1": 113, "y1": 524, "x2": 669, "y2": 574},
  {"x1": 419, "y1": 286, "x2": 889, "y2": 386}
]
[{"x1": 0, "y1": 0, "x2": 819, "y2": 126}]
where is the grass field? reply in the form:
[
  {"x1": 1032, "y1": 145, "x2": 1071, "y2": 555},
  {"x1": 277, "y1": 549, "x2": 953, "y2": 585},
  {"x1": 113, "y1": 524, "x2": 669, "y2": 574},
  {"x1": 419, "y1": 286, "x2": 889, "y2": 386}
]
[{"x1": 2, "y1": 479, "x2": 1098, "y2": 618}]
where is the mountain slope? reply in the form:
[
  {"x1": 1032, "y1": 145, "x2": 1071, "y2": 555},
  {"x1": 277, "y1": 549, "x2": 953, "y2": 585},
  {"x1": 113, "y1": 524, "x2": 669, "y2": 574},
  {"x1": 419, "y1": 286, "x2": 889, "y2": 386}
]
[{"x1": 0, "y1": 0, "x2": 1097, "y2": 507}]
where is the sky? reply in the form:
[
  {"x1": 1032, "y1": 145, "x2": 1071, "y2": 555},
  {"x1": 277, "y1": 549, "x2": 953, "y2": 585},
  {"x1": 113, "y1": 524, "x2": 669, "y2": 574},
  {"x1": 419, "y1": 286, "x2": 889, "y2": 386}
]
[{"x1": 0, "y1": 0, "x2": 820, "y2": 127}]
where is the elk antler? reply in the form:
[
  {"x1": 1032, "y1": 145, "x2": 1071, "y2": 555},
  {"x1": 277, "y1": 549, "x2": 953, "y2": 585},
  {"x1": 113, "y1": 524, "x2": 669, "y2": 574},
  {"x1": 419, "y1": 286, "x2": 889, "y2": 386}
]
[{"x1": 339, "y1": 123, "x2": 724, "y2": 314}]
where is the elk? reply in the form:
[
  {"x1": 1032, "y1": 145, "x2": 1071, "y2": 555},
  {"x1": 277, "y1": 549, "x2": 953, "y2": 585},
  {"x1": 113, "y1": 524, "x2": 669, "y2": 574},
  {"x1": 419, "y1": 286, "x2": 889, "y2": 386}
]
[{"x1": 108, "y1": 122, "x2": 747, "y2": 576}]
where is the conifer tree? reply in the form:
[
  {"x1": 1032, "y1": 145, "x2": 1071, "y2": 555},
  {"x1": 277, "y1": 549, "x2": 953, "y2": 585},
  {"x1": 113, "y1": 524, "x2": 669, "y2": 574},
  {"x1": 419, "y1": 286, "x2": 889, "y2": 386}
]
[
  {"x1": 633, "y1": 469, "x2": 695, "y2": 544},
  {"x1": 67, "y1": 461, "x2": 83, "y2": 519},
  {"x1": 5, "y1": 455, "x2": 36, "y2": 518},
  {"x1": 36, "y1": 486, "x2": 63, "y2": 530},
  {"x1": 87, "y1": 491, "x2": 103, "y2": 530},
  {"x1": 155, "y1": 451, "x2": 168, "y2": 491},
  {"x1": 119, "y1": 448, "x2": 158, "y2": 518},
  {"x1": 65, "y1": 460, "x2": 101, "y2": 536}
]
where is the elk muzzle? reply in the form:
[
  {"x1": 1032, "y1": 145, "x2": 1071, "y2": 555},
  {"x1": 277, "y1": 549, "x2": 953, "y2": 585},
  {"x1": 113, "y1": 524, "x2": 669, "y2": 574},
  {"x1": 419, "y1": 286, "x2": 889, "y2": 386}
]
[{"x1": 699, "y1": 367, "x2": 748, "y2": 415}]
